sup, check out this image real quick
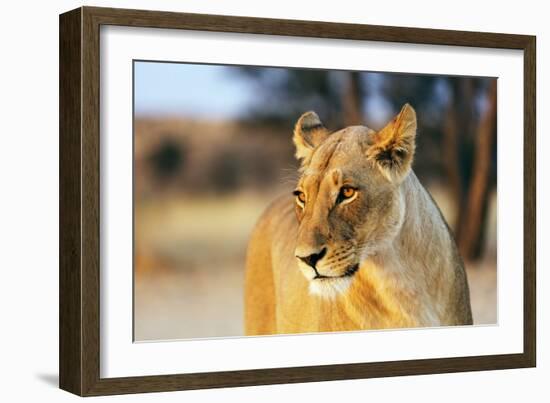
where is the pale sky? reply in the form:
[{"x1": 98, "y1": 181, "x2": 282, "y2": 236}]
[{"x1": 134, "y1": 61, "x2": 257, "y2": 119}]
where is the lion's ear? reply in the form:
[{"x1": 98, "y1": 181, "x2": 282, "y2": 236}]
[
  {"x1": 293, "y1": 111, "x2": 330, "y2": 162},
  {"x1": 366, "y1": 103, "x2": 417, "y2": 182}
]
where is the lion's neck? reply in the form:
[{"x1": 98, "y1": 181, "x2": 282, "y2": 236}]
[{"x1": 338, "y1": 173, "x2": 453, "y2": 327}]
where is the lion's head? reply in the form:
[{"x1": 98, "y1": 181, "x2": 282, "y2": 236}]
[{"x1": 292, "y1": 104, "x2": 417, "y2": 298}]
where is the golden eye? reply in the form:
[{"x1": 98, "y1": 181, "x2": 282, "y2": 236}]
[
  {"x1": 293, "y1": 190, "x2": 306, "y2": 206},
  {"x1": 341, "y1": 186, "x2": 356, "y2": 199},
  {"x1": 337, "y1": 186, "x2": 357, "y2": 203}
]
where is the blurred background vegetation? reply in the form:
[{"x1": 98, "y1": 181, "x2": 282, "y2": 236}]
[{"x1": 133, "y1": 62, "x2": 497, "y2": 341}]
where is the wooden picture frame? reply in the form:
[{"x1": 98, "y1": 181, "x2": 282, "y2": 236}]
[{"x1": 59, "y1": 6, "x2": 536, "y2": 396}]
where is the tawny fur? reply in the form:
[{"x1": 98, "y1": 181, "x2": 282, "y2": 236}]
[{"x1": 244, "y1": 104, "x2": 473, "y2": 335}]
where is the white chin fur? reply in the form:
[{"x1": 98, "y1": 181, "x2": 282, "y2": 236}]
[
  {"x1": 308, "y1": 276, "x2": 353, "y2": 299},
  {"x1": 297, "y1": 261, "x2": 353, "y2": 299}
]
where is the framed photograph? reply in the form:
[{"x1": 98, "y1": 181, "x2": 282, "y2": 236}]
[{"x1": 59, "y1": 6, "x2": 536, "y2": 396}]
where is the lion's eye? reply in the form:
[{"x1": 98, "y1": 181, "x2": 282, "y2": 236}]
[
  {"x1": 293, "y1": 190, "x2": 306, "y2": 207},
  {"x1": 341, "y1": 187, "x2": 355, "y2": 198},
  {"x1": 337, "y1": 186, "x2": 357, "y2": 204}
]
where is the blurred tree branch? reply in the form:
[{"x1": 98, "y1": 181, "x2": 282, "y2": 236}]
[{"x1": 342, "y1": 72, "x2": 364, "y2": 125}]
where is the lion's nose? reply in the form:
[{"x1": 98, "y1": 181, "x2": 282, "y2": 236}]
[{"x1": 297, "y1": 247, "x2": 327, "y2": 269}]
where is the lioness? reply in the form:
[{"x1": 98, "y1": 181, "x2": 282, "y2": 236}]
[{"x1": 244, "y1": 104, "x2": 472, "y2": 335}]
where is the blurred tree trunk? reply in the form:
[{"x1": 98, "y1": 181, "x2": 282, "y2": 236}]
[
  {"x1": 457, "y1": 80, "x2": 497, "y2": 260},
  {"x1": 444, "y1": 79, "x2": 497, "y2": 261},
  {"x1": 443, "y1": 106, "x2": 461, "y2": 215},
  {"x1": 342, "y1": 72, "x2": 363, "y2": 125},
  {"x1": 444, "y1": 79, "x2": 475, "y2": 236}
]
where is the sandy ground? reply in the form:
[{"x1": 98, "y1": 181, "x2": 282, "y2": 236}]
[
  {"x1": 134, "y1": 261, "x2": 496, "y2": 341},
  {"x1": 134, "y1": 190, "x2": 497, "y2": 341}
]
